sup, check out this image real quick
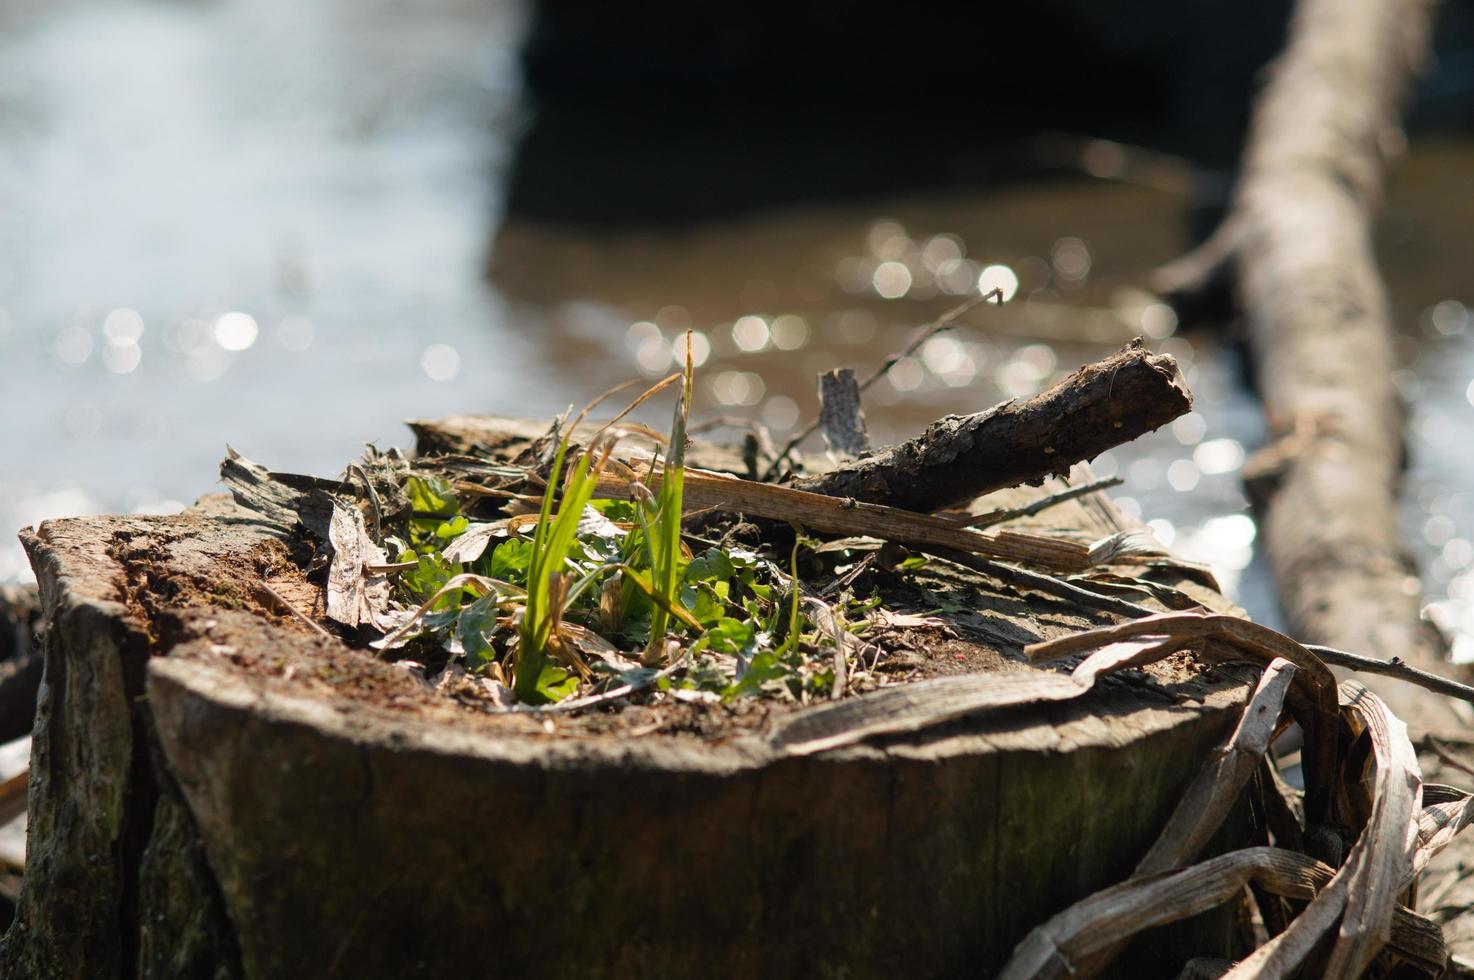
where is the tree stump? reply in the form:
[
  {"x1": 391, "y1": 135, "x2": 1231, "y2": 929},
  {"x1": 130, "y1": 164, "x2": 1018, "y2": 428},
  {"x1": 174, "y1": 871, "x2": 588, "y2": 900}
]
[{"x1": 3, "y1": 430, "x2": 1259, "y2": 979}]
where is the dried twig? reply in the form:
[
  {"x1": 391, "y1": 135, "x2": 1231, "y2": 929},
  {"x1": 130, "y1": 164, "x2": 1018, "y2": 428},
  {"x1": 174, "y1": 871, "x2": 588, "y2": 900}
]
[
  {"x1": 962, "y1": 477, "x2": 1124, "y2": 529},
  {"x1": 760, "y1": 287, "x2": 1003, "y2": 479},
  {"x1": 1307, "y1": 642, "x2": 1474, "y2": 709},
  {"x1": 256, "y1": 581, "x2": 334, "y2": 640},
  {"x1": 791, "y1": 341, "x2": 1191, "y2": 513},
  {"x1": 1427, "y1": 738, "x2": 1474, "y2": 782}
]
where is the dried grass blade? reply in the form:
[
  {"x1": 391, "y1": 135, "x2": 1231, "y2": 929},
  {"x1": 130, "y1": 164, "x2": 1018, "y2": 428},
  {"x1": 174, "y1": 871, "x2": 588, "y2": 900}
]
[
  {"x1": 372, "y1": 573, "x2": 523, "y2": 651},
  {"x1": 596, "y1": 467, "x2": 1096, "y2": 573},
  {"x1": 586, "y1": 372, "x2": 682, "y2": 442},
  {"x1": 1026, "y1": 612, "x2": 1341, "y2": 824},
  {"x1": 1137, "y1": 658, "x2": 1298, "y2": 875},
  {"x1": 1000, "y1": 845, "x2": 1441, "y2": 980},
  {"x1": 1040, "y1": 660, "x2": 1296, "y2": 980},
  {"x1": 803, "y1": 596, "x2": 873, "y2": 701},
  {"x1": 439, "y1": 520, "x2": 510, "y2": 564},
  {"x1": 324, "y1": 497, "x2": 393, "y2": 630},
  {"x1": 1322, "y1": 683, "x2": 1422, "y2": 976},
  {"x1": 962, "y1": 476, "x2": 1123, "y2": 529},
  {"x1": 1222, "y1": 683, "x2": 1422, "y2": 979},
  {"x1": 1000, "y1": 847, "x2": 1333, "y2": 980},
  {"x1": 523, "y1": 653, "x2": 690, "y2": 715},
  {"x1": 1415, "y1": 788, "x2": 1474, "y2": 875},
  {"x1": 1070, "y1": 635, "x2": 1186, "y2": 685},
  {"x1": 769, "y1": 669, "x2": 1087, "y2": 756}
]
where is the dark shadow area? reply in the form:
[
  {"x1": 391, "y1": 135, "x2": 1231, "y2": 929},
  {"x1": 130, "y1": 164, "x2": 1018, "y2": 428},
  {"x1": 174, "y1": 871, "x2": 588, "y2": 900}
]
[
  {"x1": 503, "y1": 0, "x2": 1474, "y2": 232},
  {"x1": 505, "y1": 0, "x2": 1297, "y2": 229}
]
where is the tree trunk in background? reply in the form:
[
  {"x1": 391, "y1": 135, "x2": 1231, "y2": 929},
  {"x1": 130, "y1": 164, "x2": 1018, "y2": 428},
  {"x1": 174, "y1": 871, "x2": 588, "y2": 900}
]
[{"x1": 1189, "y1": 0, "x2": 1461, "y2": 727}]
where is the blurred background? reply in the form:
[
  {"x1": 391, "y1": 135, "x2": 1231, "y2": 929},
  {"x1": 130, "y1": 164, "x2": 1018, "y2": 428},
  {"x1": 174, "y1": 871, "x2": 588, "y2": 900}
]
[{"x1": 2, "y1": 0, "x2": 1473, "y2": 644}]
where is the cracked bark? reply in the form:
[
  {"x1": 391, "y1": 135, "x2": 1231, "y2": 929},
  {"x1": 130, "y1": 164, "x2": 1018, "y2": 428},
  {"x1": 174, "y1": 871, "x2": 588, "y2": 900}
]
[{"x1": 791, "y1": 341, "x2": 1192, "y2": 513}]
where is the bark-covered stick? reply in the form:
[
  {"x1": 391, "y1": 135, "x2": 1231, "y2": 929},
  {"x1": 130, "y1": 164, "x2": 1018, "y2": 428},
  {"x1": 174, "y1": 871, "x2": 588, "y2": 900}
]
[{"x1": 791, "y1": 340, "x2": 1191, "y2": 513}]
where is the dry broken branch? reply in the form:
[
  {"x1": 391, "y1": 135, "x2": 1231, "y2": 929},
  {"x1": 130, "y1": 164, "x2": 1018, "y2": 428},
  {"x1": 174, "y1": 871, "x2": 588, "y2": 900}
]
[
  {"x1": 762, "y1": 287, "x2": 1003, "y2": 478},
  {"x1": 1308, "y1": 642, "x2": 1474, "y2": 710},
  {"x1": 790, "y1": 340, "x2": 1191, "y2": 513}
]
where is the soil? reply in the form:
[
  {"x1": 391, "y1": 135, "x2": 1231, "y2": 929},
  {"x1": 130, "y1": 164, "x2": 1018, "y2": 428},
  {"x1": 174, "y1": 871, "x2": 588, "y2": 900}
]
[{"x1": 68, "y1": 504, "x2": 1225, "y2": 745}]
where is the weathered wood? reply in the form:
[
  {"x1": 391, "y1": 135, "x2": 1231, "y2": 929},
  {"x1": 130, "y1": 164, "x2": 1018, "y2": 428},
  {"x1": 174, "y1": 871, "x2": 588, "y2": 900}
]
[
  {"x1": 790, "y1": 341, "x2": 1191, "y2": 513},
  {"x1": 1, "y1": 526, "x2": 152, "y2": 980},
  {"x1": 815, "y1": 367, "x2": 869, "y2": 458},
  {"x1": 596, "y1": 467, "x2": 1100, "y2": 572},
  {"x1": 1158, "y1": 0, "x2": 1458, "y2": 728},
  {"x1": 408, "y1": 414, "x2": 754, "y2": 476},
  {"x1": 142, "y1": 642, "x2": 1250, "y2": 979},
  {"x1": 1, "y1": 479, "x2": 1258, "y2": 977},
  {"x1": 1154, "y1": 3, "x2": 1474, "y2": 962},
  {"x1": 0, "y1": 516, "x2": 318, "y2": 980}
]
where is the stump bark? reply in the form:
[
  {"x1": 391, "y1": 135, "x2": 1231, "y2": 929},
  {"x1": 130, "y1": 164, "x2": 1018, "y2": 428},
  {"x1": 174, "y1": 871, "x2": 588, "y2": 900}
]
[{"x1": 3, "y1": 440, "x2": 1258, "y2": 978}]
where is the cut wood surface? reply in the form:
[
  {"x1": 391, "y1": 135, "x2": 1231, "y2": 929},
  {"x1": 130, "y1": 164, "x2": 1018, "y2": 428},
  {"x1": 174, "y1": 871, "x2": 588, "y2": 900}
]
[
  {"x1": 0, "y1": 432, "x2": 1261, "y2": 978},
  {"x1": 791, "y1": 340, "x2": 1192, "y2": 512}
]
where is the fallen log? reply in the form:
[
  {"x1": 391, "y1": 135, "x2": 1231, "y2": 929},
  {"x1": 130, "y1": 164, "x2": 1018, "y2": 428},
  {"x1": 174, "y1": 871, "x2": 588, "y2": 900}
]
[
  {"x1": 1154, "y1": 0, "x2": 1460, "y2": 728},
  {"x1": 791, "y1": 340, "x2": 1191, "y2": 513}
]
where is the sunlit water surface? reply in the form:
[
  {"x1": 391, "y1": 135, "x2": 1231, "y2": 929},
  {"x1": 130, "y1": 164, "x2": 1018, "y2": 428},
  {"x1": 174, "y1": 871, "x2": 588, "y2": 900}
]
[{"x1": 3, "y1": 0, "x2": 1474, "y2": 657}]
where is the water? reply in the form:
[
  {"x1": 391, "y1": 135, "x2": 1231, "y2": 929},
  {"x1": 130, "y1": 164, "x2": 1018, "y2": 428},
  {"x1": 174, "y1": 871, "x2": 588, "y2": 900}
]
[
  {"x1": 3, "y1": 0, "x2": 1473, "y2": 653},
  {"x1": 0, "y1": 0, "x2": 535, "y2": 582}
]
